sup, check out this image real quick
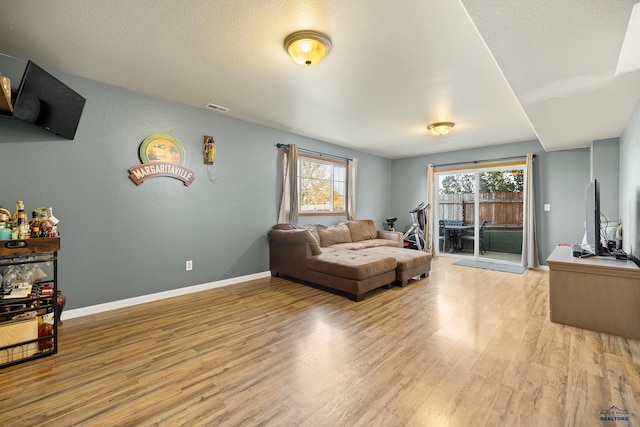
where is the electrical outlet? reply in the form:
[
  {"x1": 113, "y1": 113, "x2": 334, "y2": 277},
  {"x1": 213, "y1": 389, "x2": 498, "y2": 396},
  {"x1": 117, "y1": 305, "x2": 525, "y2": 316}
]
[
  {"x1": 544, "y1": 204, "x2": 551, "y2": 212},
  {"x1": 186, "y1": 260, "x2": 193, "y2": 271}
]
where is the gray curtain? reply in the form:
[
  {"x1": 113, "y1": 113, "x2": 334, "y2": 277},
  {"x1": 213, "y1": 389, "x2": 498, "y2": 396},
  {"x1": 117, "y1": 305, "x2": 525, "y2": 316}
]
[
  {"x1": 522, "y1": 153, "x2": 539, "y2": 268},
  {"x1": 347, "y1": 158, "x2": 358, "y2": 220},
  {"x1": 277, "y1": 144, "x2": 298, "y2": 224}
]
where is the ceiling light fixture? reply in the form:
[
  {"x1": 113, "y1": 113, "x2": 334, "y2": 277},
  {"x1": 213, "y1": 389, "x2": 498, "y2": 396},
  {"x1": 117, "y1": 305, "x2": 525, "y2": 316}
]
[
  {"x1": 284, "y1": 30, "x2": 332, "y2": 66},
  {"x1": 427, "y1": 122, "x2": 455, "y2": 136}
]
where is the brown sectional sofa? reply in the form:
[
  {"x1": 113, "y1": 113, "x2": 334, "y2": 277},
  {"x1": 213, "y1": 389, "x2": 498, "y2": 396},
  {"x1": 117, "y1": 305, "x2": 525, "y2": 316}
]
[{"x1": 268, "y1": 220, "x2": 431, "y2": 301}]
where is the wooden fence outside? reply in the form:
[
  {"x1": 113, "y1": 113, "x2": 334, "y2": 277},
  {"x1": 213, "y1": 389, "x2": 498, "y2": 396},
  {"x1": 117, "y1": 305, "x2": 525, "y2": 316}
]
[{"x1": 439, "y1": 192, "x2": 523, "y2": 226}]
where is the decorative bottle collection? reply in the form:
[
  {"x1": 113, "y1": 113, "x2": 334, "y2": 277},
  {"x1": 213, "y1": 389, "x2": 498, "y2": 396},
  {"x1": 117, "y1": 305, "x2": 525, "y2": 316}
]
[{"x1": 0, "y1": 202, "x2": 59, "y2": 241}]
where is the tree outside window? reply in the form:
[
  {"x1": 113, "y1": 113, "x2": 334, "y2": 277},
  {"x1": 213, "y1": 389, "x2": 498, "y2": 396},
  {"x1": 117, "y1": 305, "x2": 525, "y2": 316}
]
[
  {"x1": 440, "y1": 170, "x2": 523, "y2": 194},
  {"x1": 298, "y1": 155, "x2": 347, "y2": 214}
]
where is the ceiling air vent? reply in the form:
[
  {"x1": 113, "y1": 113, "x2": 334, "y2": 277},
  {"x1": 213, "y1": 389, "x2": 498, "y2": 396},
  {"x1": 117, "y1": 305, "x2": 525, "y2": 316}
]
[{"x1": 205, "y1": 102, "x2": 230, "y2": 113}]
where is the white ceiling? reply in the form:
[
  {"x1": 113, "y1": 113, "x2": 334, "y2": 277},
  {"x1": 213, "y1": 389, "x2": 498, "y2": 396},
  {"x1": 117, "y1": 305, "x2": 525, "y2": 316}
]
[{"x1": 0, "y1": 0, "x2": 639, "y2": 159}]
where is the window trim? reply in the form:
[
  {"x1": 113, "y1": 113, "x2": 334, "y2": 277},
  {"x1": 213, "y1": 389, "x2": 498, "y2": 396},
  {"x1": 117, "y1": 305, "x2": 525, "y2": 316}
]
[{"x1": 297, "y1": 153, "x2": 348, "y2": 216}]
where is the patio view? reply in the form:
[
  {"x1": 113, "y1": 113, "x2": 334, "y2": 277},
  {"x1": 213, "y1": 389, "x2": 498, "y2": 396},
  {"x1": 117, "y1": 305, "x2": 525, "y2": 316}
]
[{"x1": 436, "y1": 167, "x2": 524, "y2": 264}]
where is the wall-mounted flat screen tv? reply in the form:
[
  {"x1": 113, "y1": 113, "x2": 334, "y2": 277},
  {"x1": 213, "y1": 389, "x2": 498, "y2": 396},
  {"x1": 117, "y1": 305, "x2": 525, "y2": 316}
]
[{"x1": 12, "y1": 60, "x2": 86, "y2": 140}]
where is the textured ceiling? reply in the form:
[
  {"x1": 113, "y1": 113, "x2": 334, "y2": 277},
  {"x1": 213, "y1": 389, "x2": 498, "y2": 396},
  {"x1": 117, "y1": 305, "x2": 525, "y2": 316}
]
[
  {"x1": 462, "y1": 0, "x2": 640, "y2": 152},
  {"x1": 0, "y1": 0, "x2": 638, "y2": 159}
]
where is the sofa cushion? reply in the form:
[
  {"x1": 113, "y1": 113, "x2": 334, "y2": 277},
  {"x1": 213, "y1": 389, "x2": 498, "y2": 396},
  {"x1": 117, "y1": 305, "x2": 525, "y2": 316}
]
[
  {"x1": 344, "y1": 220, "x2": 378, "y2": 242},
  {"x1": 272, "y1": 223, "x2": 320, "y2": 245},
  {"x1": 307, "y1": 251, "x2": 396, "y2": 281},
  {"x1": 328, "y1": 239, "x2": 403, "y2": 251},
  {"x1": 363, "y1": 247, "x2": 431, "y2": 271},
  {"x1": 317, "y1": 224, "x2": 352, "y2": 247},
  {"x1": 268, "y1": 228, "x2": 322, "y2": 255},
  {"x1": 304, "y1": 224, "x2": 321, "y2": 246},
  {"x1": 272, "y1": 223, "x2": 298, "y2": 230}
]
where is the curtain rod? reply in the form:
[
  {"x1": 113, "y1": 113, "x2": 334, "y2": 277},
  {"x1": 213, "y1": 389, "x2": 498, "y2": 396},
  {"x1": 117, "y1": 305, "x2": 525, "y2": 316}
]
[
  {"x1": 433, "y1": 154, "x2": 536, "y2": 169},
  {"x1": 276, "y1": 143, "x2": 352, "y2": 162}
]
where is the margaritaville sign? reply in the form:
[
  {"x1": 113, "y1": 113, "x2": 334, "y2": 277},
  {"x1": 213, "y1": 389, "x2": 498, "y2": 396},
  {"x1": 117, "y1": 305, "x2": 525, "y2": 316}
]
[{"x1": 129, "y1": 134, "x2": 195, "y2": 186}]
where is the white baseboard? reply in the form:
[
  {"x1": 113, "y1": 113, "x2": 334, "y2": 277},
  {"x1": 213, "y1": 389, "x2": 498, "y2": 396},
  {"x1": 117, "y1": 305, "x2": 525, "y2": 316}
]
[{"x1": 62, "y1": 271, "x2": 272, "y2": 321}]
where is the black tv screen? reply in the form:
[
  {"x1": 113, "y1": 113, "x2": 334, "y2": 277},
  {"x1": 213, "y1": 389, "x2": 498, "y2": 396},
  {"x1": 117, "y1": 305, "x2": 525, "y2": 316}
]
[
  {"x1": 13, "y1": 60, "x2": 86, "y2": 139},
  {"x1": 585, "y1": 179, "x2": 603, "y2": 256}
]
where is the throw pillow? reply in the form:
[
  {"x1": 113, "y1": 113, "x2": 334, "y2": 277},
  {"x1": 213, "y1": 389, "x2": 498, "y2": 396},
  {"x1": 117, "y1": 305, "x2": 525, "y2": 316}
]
[
  {"x1": 317, "y1": 224, "x2": 352, "y2": 247},
  {"x1": 304, "y1": 224, "x2": 321, "y2": 246},
  {"x1": 344, "y1": 220, "x2": 378, "y2": 241}
]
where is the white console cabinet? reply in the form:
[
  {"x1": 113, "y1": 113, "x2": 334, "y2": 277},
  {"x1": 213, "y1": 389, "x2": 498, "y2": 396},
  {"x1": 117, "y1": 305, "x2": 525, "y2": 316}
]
[{"x1": 547, "y1": 245, "x2": 640, "y2": 339}]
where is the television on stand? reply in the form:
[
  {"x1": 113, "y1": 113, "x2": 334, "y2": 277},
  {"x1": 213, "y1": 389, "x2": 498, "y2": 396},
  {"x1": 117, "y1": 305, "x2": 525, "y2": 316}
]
[{"x1": 584, "y1": 179, "x2": 604, "y2": 256}]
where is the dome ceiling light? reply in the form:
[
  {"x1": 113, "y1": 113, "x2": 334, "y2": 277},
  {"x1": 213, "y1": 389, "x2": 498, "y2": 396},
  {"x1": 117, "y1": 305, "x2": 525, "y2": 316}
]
[
  {"x1": 284, "y1": 30, "x2": 332, "y2": 66},
  {"x1": 427, "y1": 122, "x2": 455, "y2": 136}
]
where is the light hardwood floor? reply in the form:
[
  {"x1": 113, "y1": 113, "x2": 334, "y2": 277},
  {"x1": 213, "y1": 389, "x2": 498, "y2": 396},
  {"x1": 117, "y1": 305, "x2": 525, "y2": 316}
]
[{"x1": 1, "y1": 257, "x2": 639, "y2": 426}]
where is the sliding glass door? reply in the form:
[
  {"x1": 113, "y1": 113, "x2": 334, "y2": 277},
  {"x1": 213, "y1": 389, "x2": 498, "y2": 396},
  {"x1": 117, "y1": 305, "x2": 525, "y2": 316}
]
[
  {"x1": 437, "y1": 172, "x2": 476, "y2": 255},
  {"x1": 435, "y1": 164, "x2": 525, "y2": 264}
]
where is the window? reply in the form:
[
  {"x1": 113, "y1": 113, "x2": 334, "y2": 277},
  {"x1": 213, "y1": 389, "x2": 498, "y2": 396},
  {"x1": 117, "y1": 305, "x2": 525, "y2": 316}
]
[{"x1": 298, "y1": 154, "x2": 347, "y2": 214}]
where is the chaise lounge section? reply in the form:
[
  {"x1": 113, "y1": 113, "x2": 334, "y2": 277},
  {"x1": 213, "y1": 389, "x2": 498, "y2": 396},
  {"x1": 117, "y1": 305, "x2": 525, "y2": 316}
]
[{"x1": 268, "y1": 220, "x2": 431, "y2": 301}]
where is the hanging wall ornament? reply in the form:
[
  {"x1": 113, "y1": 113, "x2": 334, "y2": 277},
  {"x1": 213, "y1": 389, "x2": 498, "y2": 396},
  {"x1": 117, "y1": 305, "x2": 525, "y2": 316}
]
[
  {"x1": 203, "y1": 135, "x2": 216, "y2": 165},
  {"x1": 204, "y1": 135, "x2": 219, "y2": 182}
]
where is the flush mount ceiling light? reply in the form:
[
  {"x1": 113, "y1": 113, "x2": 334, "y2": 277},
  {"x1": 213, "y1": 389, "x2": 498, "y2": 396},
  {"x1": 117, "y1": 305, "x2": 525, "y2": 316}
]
[
  {"x1": 284, "y1": 30, "x2": 332, "y2": 66},
  {"x1": 427, "y1": 122, "x2": 455, "y2": 136}
]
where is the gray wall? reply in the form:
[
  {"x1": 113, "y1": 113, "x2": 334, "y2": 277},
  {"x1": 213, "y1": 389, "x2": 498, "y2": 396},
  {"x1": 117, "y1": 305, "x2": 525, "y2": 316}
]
[
  {"x1": 537, "y1": 147, "x2": 590, "y2": 258},
  {"x1": 389, "y1": 140, "x2": 592, "y2": 264},
  {"x1": 2, "y1": 51, "x2": 637, "y2": 311},
  {"x1": 591, "y1": 138, "x2": 620, "y2": 224},
  {"x1": 620, "y1": 100, "x2": 640, "y2": 256},
  {"x1": 0, "y1": 55, "x2": 391, "y2": 309}
]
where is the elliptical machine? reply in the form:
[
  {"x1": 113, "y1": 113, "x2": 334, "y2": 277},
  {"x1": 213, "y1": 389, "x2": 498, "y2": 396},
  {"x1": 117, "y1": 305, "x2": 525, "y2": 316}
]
[{"x1": 403, "y1": 202, "x2": 429, "y2": 250}]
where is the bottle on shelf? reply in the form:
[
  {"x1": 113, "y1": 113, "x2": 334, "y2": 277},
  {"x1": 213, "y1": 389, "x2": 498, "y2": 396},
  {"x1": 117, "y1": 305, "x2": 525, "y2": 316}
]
[
  {"x1": 33, "y1": 207, "x2": 57, "y2": 238},
  {"x1": 13, "y1": 200, "x2": 30, "y2": 240},
  {"x1": 0, "y1": 211, "x2": 11, "y2": 240},
  {"x1": 29, "y1": 210, "x2": 40, "y2": 232},
  {"x1": 37, "y1": 316, "x2": 54, "y2": 351}
]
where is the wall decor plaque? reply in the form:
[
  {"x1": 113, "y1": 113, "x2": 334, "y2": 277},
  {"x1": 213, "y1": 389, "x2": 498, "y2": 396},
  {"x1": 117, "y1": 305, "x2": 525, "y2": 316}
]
[{"x1": 128, "y1": 134, "x2": 195, "y2": 186}]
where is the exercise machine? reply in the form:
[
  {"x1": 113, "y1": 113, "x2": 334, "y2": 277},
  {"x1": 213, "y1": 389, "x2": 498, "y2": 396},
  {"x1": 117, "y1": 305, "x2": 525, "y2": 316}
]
[
  {"x1": 403, "y1": 202, "x2": 429, "y2": 250},
  {"x1": 385, "y1": 217, "x2": 397, "y2": 231}
]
